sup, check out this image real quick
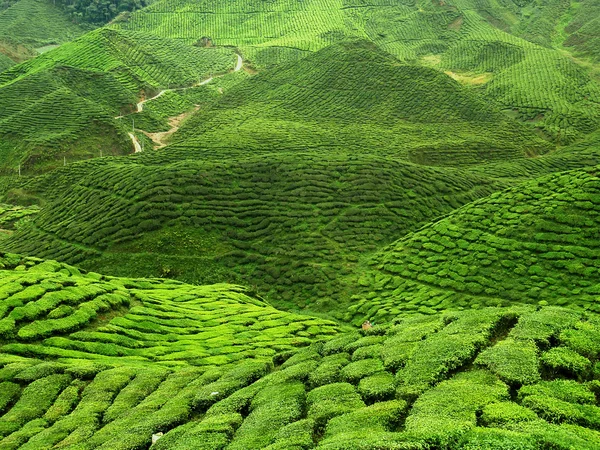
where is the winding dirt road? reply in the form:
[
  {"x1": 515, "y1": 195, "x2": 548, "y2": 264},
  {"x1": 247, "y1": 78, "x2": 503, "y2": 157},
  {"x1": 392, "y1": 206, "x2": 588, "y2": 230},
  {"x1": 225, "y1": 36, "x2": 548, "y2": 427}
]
[{"x1": 119, "y1": 53, "x2": 244, "y2": 152}]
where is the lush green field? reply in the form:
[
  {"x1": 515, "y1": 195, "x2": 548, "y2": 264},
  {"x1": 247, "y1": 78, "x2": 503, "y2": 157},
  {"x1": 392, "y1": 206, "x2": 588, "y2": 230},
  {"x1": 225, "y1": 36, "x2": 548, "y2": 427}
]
[
  {"x1": 0, "y1": 270, "x2": 599, "y2": 449},
  {"x1": 0, "y1": 147, "x2": 522, "y2": 314},
  {"x1": 0, "y1": 0, "x2": 89, "y2": 61},
  {"x1": 0, "y1": 253, "x2": 340, "y2": 365},
  {"x1": 114, "y1": 0, "x2": 600, "y2": 143},
  {"x1": 1, "y1": 0, "x2": 600, "y2": 446},
  {"x1": 171, "y1": 41, "x2": 552, "y2": 166}
]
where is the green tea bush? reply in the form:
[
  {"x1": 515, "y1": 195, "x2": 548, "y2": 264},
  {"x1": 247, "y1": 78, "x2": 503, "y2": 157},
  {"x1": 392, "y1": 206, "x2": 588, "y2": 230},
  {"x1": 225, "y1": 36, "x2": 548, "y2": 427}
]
[{"x1": 306, "y1": 382, "x2": 365, "y2": 428}]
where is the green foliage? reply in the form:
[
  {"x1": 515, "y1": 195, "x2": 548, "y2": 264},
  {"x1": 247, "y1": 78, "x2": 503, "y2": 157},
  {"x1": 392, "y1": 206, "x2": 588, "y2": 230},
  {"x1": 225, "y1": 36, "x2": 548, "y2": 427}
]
[
  {"x1": 405, "y1": 370, "x2": 509, "y2": 445},
  {"x1": 0, "y1": 0, "x2": 88, "y2": 48},
  {"x1": 354, "y1": 167, "x2": 600, "y2": 322},
  {"x1": 306, "y1": 382, "x2": 365, "y2": 428},
  {"x1": 476, "y1": 339, "x2": 541, "y2": 386},
  {"x1": 0, "y1": 254, "x2": 339, "y2": 366},
  {"x1": 0, "y1": 28, "x2": 236, "y2": 173}
]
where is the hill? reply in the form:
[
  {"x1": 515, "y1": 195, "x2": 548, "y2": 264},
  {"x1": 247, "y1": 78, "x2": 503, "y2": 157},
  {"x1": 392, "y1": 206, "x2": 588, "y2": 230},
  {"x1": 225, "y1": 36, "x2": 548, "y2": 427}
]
[
  {"x1": 348, "y1": 166, "x2": 600, "y2": 324},
  {"x1": 0, "y1": 150, "x2": 509, "y2": 315},
  {"x1": 0, "y1": 297, "x2": 598, "y2": 449},
  {"x1": 172, "y1": 41, "x2": 552, "y2": 166},
  {"x1": 0, "y1": 53, "x2": 14, "y2": 73},
  {"x1": 0, "y1": 28, "x2": 237, "y2": 173},
  {"x1": 114, "y1": 0, "x2": 600, "y2": 143}
]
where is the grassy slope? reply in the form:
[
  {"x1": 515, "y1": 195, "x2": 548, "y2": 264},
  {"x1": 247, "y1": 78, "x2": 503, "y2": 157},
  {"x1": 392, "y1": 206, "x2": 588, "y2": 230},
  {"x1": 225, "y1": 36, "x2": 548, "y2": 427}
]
[
  {"x1": 0, "y1": 53, "x2": 13, "y2": 72},
  {"x1": 172, "y1": 41, "x2": 551, "y2": 166},
  {"x1": 0, "y1": 300, "x2": 598, "y2": 449},
  {"x1": 348, "y1": 166, "x2": 600, "y2": 324},
  {"x1": 115, "y1": 0, "x2": 600, "y2": 144},
  {"x1": 0, "y1": 28, "x2": 236, "y2": 173}
]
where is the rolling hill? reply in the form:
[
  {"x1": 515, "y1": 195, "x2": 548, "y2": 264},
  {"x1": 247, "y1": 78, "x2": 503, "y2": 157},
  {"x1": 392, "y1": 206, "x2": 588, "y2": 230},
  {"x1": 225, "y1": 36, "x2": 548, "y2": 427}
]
[
  {"x1": 349, "y1": 166, "x2": 600, "y2": 324},
  {"x1": 1, "y1": 0, "x2": 600, "y2": 447},
  {"x1": 0, "y1": 150, "x2": 509, "y2": 315},
  {"x1": 0, "y1": 27, "x2": 237, "y2": 173},
  {"x1": 0, "y1": 261, "x2": 598, "y2": 450},
  {"x1": 171, "y1": 41, "x2": 552, "y2": 166},
  {"x1": 0, "y1": 0, "x2": 89, "y2": 63},
  {"x1": 114, "y1": 0, "x2": 600, "y2": 143}
]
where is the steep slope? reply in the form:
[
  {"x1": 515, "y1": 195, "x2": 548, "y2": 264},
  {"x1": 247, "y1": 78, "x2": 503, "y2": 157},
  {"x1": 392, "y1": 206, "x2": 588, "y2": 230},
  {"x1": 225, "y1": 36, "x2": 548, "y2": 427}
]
[
  {"x1": 173, "y1": 41, "x2": 551, "y2": 166},
  {"x1": 0, "y1": 304, "x2": 598, "y2": 449},
  {"x1": 349, "y1": 166, "x2": 600, "y2": 324},
  {"x1": 0, "y1": 150, "x2": 508, "y2": 315},
  {"x1": 115, "y1": 0, "x2": 600, "y2": 143},
  {"x1": 0, "y1": 28, "x2": 236, "y2": 173},
  {"x1": 0, "y1": 53, "x2": 13, "y2": 73}
]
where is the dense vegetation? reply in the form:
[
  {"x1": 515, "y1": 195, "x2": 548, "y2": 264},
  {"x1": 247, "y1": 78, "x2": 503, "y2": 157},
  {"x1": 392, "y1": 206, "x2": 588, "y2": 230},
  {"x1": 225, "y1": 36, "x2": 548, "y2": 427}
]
[
  {"x1": 172, "y1": 41, "x2": 551, "y2": 166},
  {"x1": 56, "y1": 0, "x2": 151, "y2": 25},
  {"x1": 350, "y1": 166, "x2": 600, "y2": 324},
  {"x1": 0, "y1": 0, "x2": 89, "y2": 64},
  {"x1": 0, "y1": 28, "x2": 236, "y2": 173},
  {"x1": 1, "y1": 0, "x2": 600, "y2": 446},
  {"x1": 0, "y1": 263, "x2": 599, "y2": 449}
]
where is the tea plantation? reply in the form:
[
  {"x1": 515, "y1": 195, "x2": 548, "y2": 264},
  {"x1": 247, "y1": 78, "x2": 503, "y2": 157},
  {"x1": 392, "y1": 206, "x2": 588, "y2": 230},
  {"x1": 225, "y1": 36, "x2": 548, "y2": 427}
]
[
  {"x1": 0, "y1": 149, "x2": 515, "y2": 315},
  {"x1": 350, "y1": 166, "x2": 600, "y2": 324},
  {"x1": 171, "y1": 41, "x2": 552, "y2": 166},
  {"x1": 1, "y1": 267, "x2": 599, "y2": 449},
  {"x1": 114, "y1": 0, "x2": 600, "y2": 143},
  {"x1": 0, "y1": 0, "x2": 88, "y2": 60},
  {"x1": 0, "y1": 28, "x2": 237, "y2": 173},
  {"x1": 1, "y1": 0, "x2": 600, "y2": 447}
]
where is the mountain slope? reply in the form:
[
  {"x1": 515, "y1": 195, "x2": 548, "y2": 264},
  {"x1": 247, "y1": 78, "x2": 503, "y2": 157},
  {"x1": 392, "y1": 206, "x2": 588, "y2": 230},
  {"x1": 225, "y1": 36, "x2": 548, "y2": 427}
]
[
  {"x1": 0, "y1": 150, "x2": 510, "y2": 315},
  {"x1": 115, "y1": 0, "x2": 600, "y2": 143},
  {"x1": 0, "y1": 298, "x2": 598, "y2": 449},
  {"x1": 349, "y1": 166, "x2": 600, "y2": 324},
  {"x1": 173, "y1": 41, "x2": 551, "y2": 166},
  {"x1": 0, "y1": 0, "x2": 88, "y2": 61}
]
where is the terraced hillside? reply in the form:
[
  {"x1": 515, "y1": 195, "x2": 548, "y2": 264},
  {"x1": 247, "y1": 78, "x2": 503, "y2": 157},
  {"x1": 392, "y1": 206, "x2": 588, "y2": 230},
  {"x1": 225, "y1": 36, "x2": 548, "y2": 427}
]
[
  {"x1": 1, "y1": 299, "x2": 599, "y2": 449},
  {"x1": 0, "y1": 0, "x2": 88, "y2": 63},
  {"x1": 172, "y1": 41, "x2": 552, "y2": 166},
  {"x1": 0, "y1": 204, "x2": 38, "y2": 237},
  {"x1": 349, "y1": 166, "x2": 600, "y2": 324},
  {"x1": 0, "y1": 253, "x2": 340, "y2": 366},
  {"x1": 0, "y1": 150, "x2": 510, "y2": 315},
  {"x1": 114, "y1": 0, "x2": 600, "y2": 143},
  {"x1": 0, "y1": 28, "x2": 237, "y2": 173}
]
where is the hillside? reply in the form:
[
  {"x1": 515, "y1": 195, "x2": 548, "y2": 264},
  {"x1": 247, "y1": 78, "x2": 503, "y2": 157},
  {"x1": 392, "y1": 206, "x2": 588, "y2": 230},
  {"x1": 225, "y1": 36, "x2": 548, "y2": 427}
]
[
  {"x1": 349, "y1": 166, "x2": 600, "y2": 324},
  {"x1": 0, "y1": 0, "x2": 89, "y2": 63},
  {"x1": 0, "y1": 28, "x2": 237, "y2": 173},
  {"x1": 1, "y1": 0, "x2": 600, "y2": 446},
  {"x1": 172, "y1": 41, "x2": 552, "y2": 166},
  {"x1": 114, "y1": 0, "x2": 600, "y2": 143},
  {"x1": 0, "y1": 253, "x2": 339, "y2": 366},
  {"x1": 0, "y1": 150, "x2": 509, "y2": 315}
]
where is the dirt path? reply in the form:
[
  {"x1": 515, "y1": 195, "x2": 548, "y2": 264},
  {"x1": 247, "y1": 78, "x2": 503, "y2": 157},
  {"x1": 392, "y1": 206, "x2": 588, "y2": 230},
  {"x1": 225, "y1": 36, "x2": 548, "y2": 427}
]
[
  {"x1": 128, "y1": 132, "x2": 142, "y2": 153},
  {"x1": 141, "y1": 106, "x2": 200, "y2": 149},
  {"x1": 118, "y1": 53, "x2": 243, "y2": 152},
  {"x1": 137, "y1": 89, "x2": 167, "y2": 113}
]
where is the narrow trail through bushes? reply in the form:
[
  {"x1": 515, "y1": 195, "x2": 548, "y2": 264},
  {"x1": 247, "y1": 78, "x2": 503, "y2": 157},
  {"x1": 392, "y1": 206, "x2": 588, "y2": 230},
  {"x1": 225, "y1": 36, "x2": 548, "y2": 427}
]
[{"x1": 120, "y1": 53, "x2": 244, "y2": 152}]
